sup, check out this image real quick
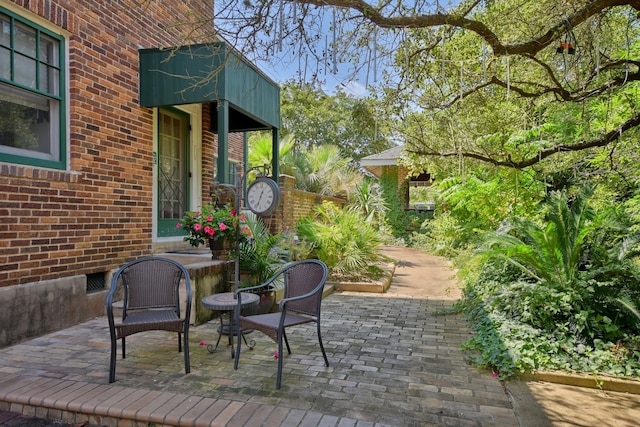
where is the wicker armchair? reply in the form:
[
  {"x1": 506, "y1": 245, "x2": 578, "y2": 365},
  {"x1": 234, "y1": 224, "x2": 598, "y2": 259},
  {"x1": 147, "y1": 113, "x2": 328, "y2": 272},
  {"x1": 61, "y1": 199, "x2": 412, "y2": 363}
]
[
  {"x1": 233, "y1": 259, "x2": 329, "y2": 389},
  {"x1": 106, "y1": 257, "x2": 192, "y2": 383}
]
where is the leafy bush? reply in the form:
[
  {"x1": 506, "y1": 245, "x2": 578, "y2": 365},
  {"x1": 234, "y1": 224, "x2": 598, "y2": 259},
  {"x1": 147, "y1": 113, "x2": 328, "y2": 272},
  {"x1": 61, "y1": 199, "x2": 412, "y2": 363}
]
[
  {"x1": 411, "y1": 211, "x2": 469, "y2": 258},
  {"x1": 238, "y1": 211, "x2": 283, "y2": 285},
  {"x1": 459, "y1": 187, "x2": 640, "y2": 378},
  {"x1": 296, "y1": 201, "x2": 385, "y2": 279}
]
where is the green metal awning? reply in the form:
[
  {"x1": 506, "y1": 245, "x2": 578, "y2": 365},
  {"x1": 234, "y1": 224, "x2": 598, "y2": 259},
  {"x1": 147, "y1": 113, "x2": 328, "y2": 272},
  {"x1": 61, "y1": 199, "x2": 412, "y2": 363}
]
[
  {"x1": 139, "y1": 42, "x2": 280, "y2": 132},
  {"x1": 139, "y1": 42, "x2": 281, "y2": 182}
]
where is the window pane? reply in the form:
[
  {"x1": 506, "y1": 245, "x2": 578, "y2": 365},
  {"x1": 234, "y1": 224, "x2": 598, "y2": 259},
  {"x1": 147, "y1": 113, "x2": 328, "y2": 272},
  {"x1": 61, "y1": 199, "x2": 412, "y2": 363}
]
[
  {"x1": 39, "y1": 63, "x2": 59, "y2": 95},
  {"x1": 0, "y1": 11, "x2": 63, "y2": 168},
  {"x1": 159, "y1": 110, "x2": 187, "y2": 220},
  {"x1": 0, "y1": 46, "x2": 9, "y2": 80},
  {"x1": 0, "y1": 83, "x2": 56, "y2": 160},
  {"x1": 14, "y1": 21, "x2": 35, "y2": 56},
  {"x1": 14, "y1": 53, "x2": 36, "y2": 88},
  {"x1": 0, "y1": 14, "x2": 9, "y2": 48},
  {"x1": 40, "y1": 34, "x2": 57, "y2": 66}
]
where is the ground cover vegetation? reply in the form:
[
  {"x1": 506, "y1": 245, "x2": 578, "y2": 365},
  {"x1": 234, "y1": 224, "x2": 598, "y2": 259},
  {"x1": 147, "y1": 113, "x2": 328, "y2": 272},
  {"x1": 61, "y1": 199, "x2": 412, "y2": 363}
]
[{"x1": 200, "y1": 0, "x2": 640, "y2": 379}]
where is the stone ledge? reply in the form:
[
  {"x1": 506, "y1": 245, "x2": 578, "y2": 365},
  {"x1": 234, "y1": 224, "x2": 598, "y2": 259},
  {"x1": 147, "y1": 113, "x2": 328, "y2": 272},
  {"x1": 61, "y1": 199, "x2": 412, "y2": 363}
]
[
  {"x1": 520, "y1": 371, "x2": 640, "y2": 394},
  {"x1": 326, "y1": 263, "x2": 396, "y2": 293}
]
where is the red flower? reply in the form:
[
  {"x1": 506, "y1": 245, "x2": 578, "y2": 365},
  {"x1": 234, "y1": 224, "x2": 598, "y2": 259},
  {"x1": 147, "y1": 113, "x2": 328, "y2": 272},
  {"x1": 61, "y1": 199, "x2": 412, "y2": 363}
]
[
  {"x1": 177, "y1": 203, "x2": 248, "y2": 247},
  {"x1": 241, "y1": 226, "x2": 252, "y2": 238}
]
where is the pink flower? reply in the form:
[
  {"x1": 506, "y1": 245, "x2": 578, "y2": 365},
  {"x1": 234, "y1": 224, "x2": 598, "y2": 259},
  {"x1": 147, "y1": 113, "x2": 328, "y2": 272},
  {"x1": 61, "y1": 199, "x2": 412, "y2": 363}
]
[
  {"x1": 194, "y1": 224, "x2": 202, "y2": 232},
  {"x1": 230, "y1": 209, "x2": 237, "y2": 216},
  {"x1": 199, "y1": 341, "x2": 206, "y2": 346},
  {"x1": 492, "y1": 371, "x2": 498, "y2": 378},
  {"x1": 219, "y1": 222, "x2": 227, "y2": 231},
  {"x1": 204, "y1": 226, "x2": 215, "y2": 236},
  {"x1": 273, "y1": 350, "x2": 279, "y2": 359},
  {"x1": 207, "y1": 215, "x2": 214, "y2": 221},
  {"x1": 240, "y1": 214, "x2": 246, "y2": 221},
  {"x1": 176, "y1": 222, "x2": 181, "y2": 228}
]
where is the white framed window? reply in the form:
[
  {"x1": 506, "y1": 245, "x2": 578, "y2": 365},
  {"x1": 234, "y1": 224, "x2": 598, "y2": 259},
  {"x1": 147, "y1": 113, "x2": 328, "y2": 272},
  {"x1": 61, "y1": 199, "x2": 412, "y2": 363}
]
[{"x1": 0, "y1": 8, "x2": 65, "y2": 169}]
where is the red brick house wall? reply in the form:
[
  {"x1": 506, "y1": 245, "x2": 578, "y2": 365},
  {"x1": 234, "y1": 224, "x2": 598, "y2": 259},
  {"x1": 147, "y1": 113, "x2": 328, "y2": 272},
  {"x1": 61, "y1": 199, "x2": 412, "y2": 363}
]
[
  {"x1": 0, "y1": 1, "x2": 248, "y2": 346},
  {"x1": 0, "y1": 1, "x2": 247, "y2": 288}
]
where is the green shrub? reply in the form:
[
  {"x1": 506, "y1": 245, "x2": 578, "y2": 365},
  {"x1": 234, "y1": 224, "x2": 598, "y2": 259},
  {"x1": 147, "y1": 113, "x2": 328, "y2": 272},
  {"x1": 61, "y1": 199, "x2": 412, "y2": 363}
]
[
  {"x1": 459, "y1": 187, "x2": 640, "y2": 378},
  {"x1": 296, "y1": 201, "x2": 385, "y2": 278}
]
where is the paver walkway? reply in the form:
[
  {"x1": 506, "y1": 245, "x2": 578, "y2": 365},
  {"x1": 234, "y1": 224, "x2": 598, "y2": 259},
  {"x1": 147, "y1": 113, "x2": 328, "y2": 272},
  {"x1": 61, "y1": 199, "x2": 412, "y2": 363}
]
[{"x1": 0, "y1": 246, "x2": 638, "y2": 426}]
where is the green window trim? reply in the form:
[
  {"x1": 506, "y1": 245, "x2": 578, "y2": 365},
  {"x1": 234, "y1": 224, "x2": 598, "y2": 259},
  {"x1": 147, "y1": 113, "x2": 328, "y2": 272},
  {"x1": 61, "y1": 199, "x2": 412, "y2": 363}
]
[{"x1": 0, "y1": 6, "x2": 66, "y2": 170}]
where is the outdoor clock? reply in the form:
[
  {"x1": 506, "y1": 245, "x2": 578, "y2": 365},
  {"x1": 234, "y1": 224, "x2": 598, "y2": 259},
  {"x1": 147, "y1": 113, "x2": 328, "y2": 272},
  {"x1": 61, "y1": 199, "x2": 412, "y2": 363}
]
[{"x1": 246, "y1": 177, "x2": 281, "y2": 216}]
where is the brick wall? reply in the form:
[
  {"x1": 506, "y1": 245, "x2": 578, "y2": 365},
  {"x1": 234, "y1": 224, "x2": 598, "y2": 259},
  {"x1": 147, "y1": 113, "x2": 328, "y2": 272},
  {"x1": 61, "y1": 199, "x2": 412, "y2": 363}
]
[
  {"x1": 0, "y1": 1, "x2": 248, "y2": 289},
  {"x1": 266, "y1": 175, "x2": 346, "y2": 235}
]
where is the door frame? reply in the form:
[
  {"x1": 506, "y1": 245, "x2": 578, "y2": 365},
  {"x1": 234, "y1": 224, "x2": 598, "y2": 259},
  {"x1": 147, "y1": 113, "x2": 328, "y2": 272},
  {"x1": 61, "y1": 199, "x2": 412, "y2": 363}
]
[{"x1": 152, "y1": 104, "x2": 202, "y2": 244}]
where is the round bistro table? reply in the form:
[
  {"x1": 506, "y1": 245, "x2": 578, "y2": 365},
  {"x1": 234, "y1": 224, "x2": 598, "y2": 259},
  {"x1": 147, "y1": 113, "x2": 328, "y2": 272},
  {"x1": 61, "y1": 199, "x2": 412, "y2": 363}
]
[{"x1": 201, "y1": 292, "x2": 259, "y2": 358}]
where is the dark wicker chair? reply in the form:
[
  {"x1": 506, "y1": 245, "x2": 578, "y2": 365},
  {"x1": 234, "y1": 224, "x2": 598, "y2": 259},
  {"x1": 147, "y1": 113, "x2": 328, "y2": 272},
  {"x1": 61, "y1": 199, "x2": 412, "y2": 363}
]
[
  {"x1": 106, "y1": 257, "x2": 192, "y2": 383},
  {"x1": 233, "y1": 259, "x2": 329, "y2": 389}
]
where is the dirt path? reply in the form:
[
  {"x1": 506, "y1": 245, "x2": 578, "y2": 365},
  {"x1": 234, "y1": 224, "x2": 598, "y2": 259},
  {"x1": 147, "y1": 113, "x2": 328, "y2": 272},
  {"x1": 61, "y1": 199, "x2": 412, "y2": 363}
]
[{"x1": 381, "y1": 245, "x2": 461, "y2": 300}]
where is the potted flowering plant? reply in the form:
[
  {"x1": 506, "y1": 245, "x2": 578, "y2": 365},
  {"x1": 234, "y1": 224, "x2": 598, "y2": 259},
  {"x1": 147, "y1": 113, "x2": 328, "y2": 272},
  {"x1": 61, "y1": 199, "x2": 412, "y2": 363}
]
[{"x1": 176, "y1": 203, "x2": 251, "y2": 258}]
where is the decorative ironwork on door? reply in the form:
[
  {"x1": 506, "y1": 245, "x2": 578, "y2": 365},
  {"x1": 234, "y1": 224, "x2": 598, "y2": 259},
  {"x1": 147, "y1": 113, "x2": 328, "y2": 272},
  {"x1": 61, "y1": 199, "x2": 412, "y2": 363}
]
[{"x1": 158, "y1": 109, "x2": 188, "y2": 237}]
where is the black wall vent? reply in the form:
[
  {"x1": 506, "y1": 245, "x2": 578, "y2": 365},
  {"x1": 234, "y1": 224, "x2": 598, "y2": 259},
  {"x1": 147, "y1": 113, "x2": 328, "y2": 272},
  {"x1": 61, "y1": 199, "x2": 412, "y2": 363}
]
[{"x1": 86, "y1": 272, "x2": 106, "y2": 293}]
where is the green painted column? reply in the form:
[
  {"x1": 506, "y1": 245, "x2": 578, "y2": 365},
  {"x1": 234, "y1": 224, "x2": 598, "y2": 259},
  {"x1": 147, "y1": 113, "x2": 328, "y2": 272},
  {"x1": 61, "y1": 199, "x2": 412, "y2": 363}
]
[
  {"x1": 271, "y1": 127, "x2": 279, "y2": 182},
  {"x1": 243, "y1": 132, "x2": 248, "y2": 203},
  {"x1": 216, "y1": 99, "x2": 229, "y2": 183}
]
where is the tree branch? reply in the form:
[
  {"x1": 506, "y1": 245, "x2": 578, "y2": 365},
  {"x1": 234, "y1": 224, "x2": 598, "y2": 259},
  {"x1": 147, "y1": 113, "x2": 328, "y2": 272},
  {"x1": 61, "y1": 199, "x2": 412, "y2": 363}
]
[
  {"x1": 406, "y1": 112, "x2": 640, "y2": 169},
  {"x1": 300, "y1": 0, "x2": 640, "y2": 56}
]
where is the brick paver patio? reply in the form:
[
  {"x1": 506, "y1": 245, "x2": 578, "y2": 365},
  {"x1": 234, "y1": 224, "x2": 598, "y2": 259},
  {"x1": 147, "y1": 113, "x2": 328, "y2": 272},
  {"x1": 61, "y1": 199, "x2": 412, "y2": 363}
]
[{"x1": 0, "y1": 248, "x2": 519, "y2": 426}]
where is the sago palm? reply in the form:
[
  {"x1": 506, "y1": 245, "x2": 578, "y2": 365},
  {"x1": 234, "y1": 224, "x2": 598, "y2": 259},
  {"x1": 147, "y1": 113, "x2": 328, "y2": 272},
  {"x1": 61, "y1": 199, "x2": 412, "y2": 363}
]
[{"x1": 477, "y1": 187, "x2": 595, "y2": 289}]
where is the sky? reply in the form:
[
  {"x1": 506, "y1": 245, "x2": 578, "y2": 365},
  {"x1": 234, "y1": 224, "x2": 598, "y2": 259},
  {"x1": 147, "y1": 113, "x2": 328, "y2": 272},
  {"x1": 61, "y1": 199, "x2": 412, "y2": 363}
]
[
  {"x1": 233, "y1": 6, "x2": 382, "y2": 98},
  {"x1": 255, "y1": 55, "x2": 370, "y2": 97},
  {"x1": 215, "y1": 0, "x2": 462, "y2": 97}
]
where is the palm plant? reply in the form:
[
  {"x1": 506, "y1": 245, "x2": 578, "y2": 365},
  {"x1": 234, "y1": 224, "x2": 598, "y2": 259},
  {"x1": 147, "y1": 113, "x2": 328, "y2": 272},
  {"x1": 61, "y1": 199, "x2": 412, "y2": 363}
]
[
  {"x1": 477, "y1": 187, "x2": 595, "y2": 289},
  {"x1": 305, "y1": 144, "x2": 360, "y2": 196},
  {"x1": 297, "y1": 201, "x2": 384, "y2": 278},
  {"x1": 290, "y1": 145, "x2": 361, "y2": 196},
  {"x1": 348, "y1": 179, "x2": 388, "y2": 226},
  {"x1": 238, "y1": 211, "x2": 282, "y2": 285},
  {"x1": 247, "y1": 133, "x2": 296, "y2": 177},
  {"x1": 472, "y1": 186, "x2": 640, "y2": 343}
]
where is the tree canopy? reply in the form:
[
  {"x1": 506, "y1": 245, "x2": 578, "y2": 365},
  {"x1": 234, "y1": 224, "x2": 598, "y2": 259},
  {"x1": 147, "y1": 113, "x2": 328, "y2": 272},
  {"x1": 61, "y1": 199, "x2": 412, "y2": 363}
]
[
  {"x1": 280, "y1": 81, "x2": 392, "y2": 160},
  {"x1": 210, "y1": 0, "x2": 639, "y2": 175}
]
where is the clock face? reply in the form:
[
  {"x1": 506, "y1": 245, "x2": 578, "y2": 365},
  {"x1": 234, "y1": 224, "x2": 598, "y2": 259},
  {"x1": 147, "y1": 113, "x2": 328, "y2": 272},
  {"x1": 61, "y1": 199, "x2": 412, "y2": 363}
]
[{"x1": 246, "y1": 178, "x2": 280, "y2": 215}]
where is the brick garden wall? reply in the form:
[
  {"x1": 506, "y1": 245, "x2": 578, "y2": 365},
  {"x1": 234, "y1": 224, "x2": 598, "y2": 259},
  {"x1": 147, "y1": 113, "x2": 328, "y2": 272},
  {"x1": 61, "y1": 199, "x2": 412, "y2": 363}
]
[{"x1": 266, "y1": 175, "x2": 346, "y2": 235}]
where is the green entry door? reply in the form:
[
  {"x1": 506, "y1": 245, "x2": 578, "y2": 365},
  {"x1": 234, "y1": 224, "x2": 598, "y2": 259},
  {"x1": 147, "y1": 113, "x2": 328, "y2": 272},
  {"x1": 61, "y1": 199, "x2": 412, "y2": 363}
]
[{"x1": 157, "y1": 108, "x2": 189, "y2": 237}]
